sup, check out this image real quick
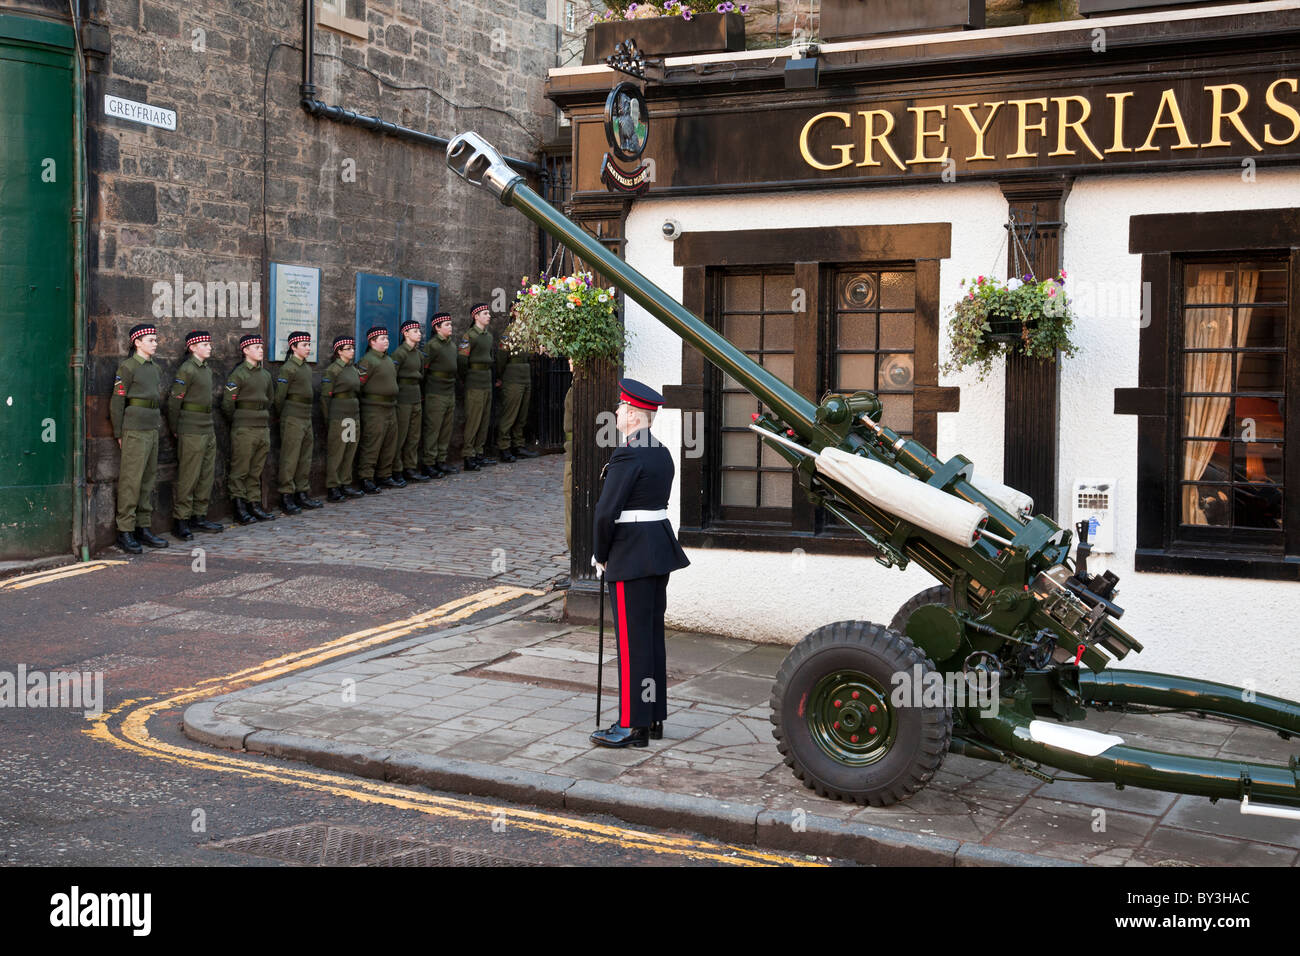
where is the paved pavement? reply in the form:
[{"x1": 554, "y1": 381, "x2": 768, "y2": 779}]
[{"x1": 185, "y1": 593, "x2": 1300, "y2": 867}]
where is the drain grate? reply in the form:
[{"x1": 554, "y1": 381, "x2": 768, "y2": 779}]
[{"x1": 208, "y1": 823, "x2": 540, "y2": 867}]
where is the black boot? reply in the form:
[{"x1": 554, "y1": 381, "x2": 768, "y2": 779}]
[
  {"x1": 117, "y1": 530, "x2": 143, "y2": 554},
  {"x1": 463, "y1": 456, "x2": 481, "y2": 472},
  {"x1": 389, "y1": 472, "x2": 408, "y2": 488},
  {"x1": 405, "y1": 467, "x2": 430, "y2": 483},
  {"x1": 233, "y1": 498, "x2": 255, "y2": 525},
  {"x1": 327, "y1": 487, "x2": 346, "y2": 503},
  {"x1": 281, "y1": 492, "x2": 302, "y2": 516},
  {"x1": 514, "y1": 445, "x2": 540, "y2": 458},
  {"x1": 437, "y1": 462, "x2": 459, "y2": 475},
  {"x1": 589, "y1": 724, "x2": 649, "y2": 749},
  {"x1": 421, "y1": 464, "x2": 443, "y2": 480},
  {"x1": 379, "y1": 475, "x2": 401, "y2": 488},
  {"x1": 248, "y1": 500, "x2": 276, "y2": 521},
  {"x1": 172, "y1": 518, "x2": 194, "y2": 542},
  {"x1": 192, "y1": 517, "x2": 224, "y2": 533},
  {"x1": 136, "y1": 525, "x2": 169, "y2": 549},
  {"x1": 498, "y1": 448, "x2": 517, "y2": 463},
  {"x1": 296, "y1": 491, "x2": 323, "y2": 509},
  {"x1": 650, "y1": 721, "x2": 664, "y2": 740},
  {"x1": 361, "y1": 478, "x2": 382, "y2": 494},
  {"x1": 479, "y1": 453, "x2": 498, "y2": 466},
  {"x1": 343, "y1": 484, "x2": 366, "y2": 498}
]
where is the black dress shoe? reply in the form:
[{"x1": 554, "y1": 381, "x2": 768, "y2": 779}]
[
  {"x1": 650, "y1": 721, "x2": 663, "y2": 740},
  {"x1": 463, "y1": 457, "x2": 480, "y2": 472},
  {"x1": 423, "y1": 464, "x2": 444, "y2": 479},
  {"x1": 479, "y1": 454, "x2": 498, "y2": 466},
  {"x1": 404, "y1": 468, "x2": 430, "y2": 483},
  {"x1": 343, "y1": 484, "x2": 366, "y2": 498},
  {"x1": 590, "y1": 724, "x2": 649, "y2": 749},
  {"x1": 280, "y1": 493, "x2": 302, "y2": 516},
  {"x1": 379, "y1": 475, "x2": 401, "y2": 488},
  {"x1": 390, "y1": 472, "x2": 408, "y2": 487},
  {"x1": 172, "y1": 518, "x2": 194, "y2": 541},
  {"x1": 498, "y1": 449, "x2": 517, "y2": 463},
  {"x1": 437, "y1": 462, "x2": 459, "y2": 475},
  {"x1": 327, "y1": 487, "x2": 346, "y2": 503},
  {"x1": 295, "y1": 491, "x2": 323, "y2": 509},
  {"x1": 136, "y1": 526, "x2": 169, "y2": 548},
  {"x1": 361, "y1": 478, "x2": 382, "y2": 494},
  {"x1": 116, "y1": 530, "x2": 143, "y2": 554},
  {"x1": 192, "y1": 517, "x2": 224, "y2": 533},
  {"x1": 248, "y1": 500, "x2": 276, "y2": 521},
  {"x1": 514, "y1": 445, "x2": 540, "y2": 458},
  {"x1": 232, "y1": 498, "x2": 255, "y2": 525}
]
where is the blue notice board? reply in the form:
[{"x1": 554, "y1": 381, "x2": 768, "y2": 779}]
[{"x1": 355, "y1": 274, "x2": 439, "y2": 353}]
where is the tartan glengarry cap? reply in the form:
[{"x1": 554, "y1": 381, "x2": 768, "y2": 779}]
[
  {"x1": 287, "y1": 330, "x2": 311, "y2": 346},
  {"x1": 431, "y1": 311, "x2": 453, "y2": 327},
  {"x1": 471, "y1": 303, "x2": 490, "y2": 319},
  {"x1": 366, "y1": 324, "x2": 388, "y2": 341},
  {"x1": 185, "y1": 329, "x2": 211, "y2": 348},
  {"x1": 619, "y1": 378, "x2": 664, "y2": 411},
  {"x1": 129, "y1": 323, "x2": 158, "y2": 343},
  {"x1": 332, "y1": 334, "x2": 355, "y2": 351},
  {"x1": 400, "y1": 318, "x2": 420, "y2": 333},
  {"x1": 238, "y1": 333, "x2": 263, "y2": 349}
]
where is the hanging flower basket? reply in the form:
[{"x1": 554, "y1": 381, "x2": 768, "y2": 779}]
[
  {"x1": 942, "y1": 272, "x2": 1077, "y2": 381},
  {"x1": 583, "y1": 4, "x2": 747, "y2": 64},
  {"x1": 508, "y1": 272, "x2": 630, "y2": 369}
]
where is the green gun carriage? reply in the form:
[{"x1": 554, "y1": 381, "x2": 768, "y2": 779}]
[{"x1": 447, "y1": 132, "x2": 1300, "y2": 819}]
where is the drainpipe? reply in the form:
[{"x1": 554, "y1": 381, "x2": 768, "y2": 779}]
[{"x1": 71, "y1": 11, "x2": 89, "y2": 562}]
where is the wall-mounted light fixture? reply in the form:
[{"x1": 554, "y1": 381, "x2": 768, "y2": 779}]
[{"x1": 784, "y1": 43, "x2": 820, "y2": 90}]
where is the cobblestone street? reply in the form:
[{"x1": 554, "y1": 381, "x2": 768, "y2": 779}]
[{"x1": 178, "y1": 454, "x2": 568, "y2": 590}]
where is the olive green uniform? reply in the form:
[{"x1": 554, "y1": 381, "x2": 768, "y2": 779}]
[
  {"x1": 166, "y1": 354, "x2": 217, "y2": 521},
  {"x1": 422, "y1": 333, "x2": 458, "y2": 467},
  {"x1": 563, "y1": 384, "x2": 573, "y2": 551},
  {"x1": 461, "y1": 325, "x2": 494, "y2": 458},
  {"x1": 110, "y1": 352, "x2": 164, "y2": 533},
  {"x1": 495, "y1": 348, "x2": 532, "y2": 451},
  {"x1": 321, "y1": 356, "x2": 361, "y2": 488},
  {"x1": 357, "y1": 348, "x2": 398, "y2": 479},
  {"x1": 391, "y1": 341, "x2": 427, "y2": 473},
  {"x1": 221, "y1": 359, "x2": 273, "y2": 501},
  {"x1": 274, "y1": 353, "x2": 315, "y2": 494}
]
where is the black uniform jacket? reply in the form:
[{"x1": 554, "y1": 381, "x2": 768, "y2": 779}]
[{"x1": 593, "y1": 429, "x2": 690, "y2": 582}]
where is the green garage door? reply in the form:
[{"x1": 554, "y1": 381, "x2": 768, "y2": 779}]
[{"x1": 0, "y1": 15, "x2": 75, "y2": 560}]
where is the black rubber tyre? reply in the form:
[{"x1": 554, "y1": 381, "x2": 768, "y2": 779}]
[
  {"x1": 888, "y1": 585, "x2": 953, "y2": 636},
  {"x1": 770, "y1": 620, "x2": 952, "y2": 806}
]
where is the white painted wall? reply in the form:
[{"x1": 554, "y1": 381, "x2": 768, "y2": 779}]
[{"x1": 620, "y1": 169, "x2": 1300, "y2": 698}]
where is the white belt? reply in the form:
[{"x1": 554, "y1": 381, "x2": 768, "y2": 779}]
[{"x1": 615, "y1": 509, "x2": 668, "y2": 523}]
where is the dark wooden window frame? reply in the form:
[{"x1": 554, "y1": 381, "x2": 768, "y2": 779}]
[
  {"x1": 1118, "y1": 208, "x2": 1300, "y2": 580},
  {"x1": 663, "y1": 223, "x2": 956, "y2": 555}
]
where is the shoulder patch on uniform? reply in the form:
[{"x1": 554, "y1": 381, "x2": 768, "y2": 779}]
[
  {"x1": 174, "y1": 378, "x2": 186, "y2": 384},
  {"x1": 226, "y1": 382, "x2": 238, "y2": 390},
  {"x1": 276, "y1": 377, "x2": 288, "y2": 383}
]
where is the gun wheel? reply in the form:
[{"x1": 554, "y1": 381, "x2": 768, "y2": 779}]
[
  {"x1": 770, "y1": 620, "x2": 951, "y2": 807},
  {"x1": 888, "y1": 585, "x2": 953, "y2": 634}
]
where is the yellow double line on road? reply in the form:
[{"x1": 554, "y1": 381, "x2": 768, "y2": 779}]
[
  {"x1": 88, "y1": 584, "x2": 818, "y2": 867},
  {"x1": 1, "y1": 559, "x2": 127, "y2": 591}
]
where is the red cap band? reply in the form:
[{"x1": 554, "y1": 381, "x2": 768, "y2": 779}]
[{"x1": 620, "y1": 389, "x2": 659, "y2": 411}]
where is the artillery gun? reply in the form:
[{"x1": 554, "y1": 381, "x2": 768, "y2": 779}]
[{"x1": 447, "y1": 132, "x2": 1300, "y2": 818}]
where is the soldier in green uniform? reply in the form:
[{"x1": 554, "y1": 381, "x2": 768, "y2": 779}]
[
  {"x1": 356, "y1": 325, "x2": 401, "y2": 493},
  {"x1": 460, "y1": 303, "x2": 497, "y2": 470},
  {"x1": 495, "y1": 335, "x2": 540, "y2": 463},
  {"x1": 166, "y1": 329, "x2": 224, "y2": 541},
  {"x1": 221, "y1": 333, "x2": 276, "y2": 524},
  {"x1": 420, "y1": 312, "x2": 458, "y2": 479},
  {"x1": 110, "y1": 323, "x2": 169, "y2": 554},
  {"x1": 321, "y1": 334, "x2": 365, "y2": 501},
  {"x1": 391, "y1": 318, "x2": 431, "y2": 483},
  {"x1": 274, "y1": 330, "x2": 323, "y2": 515}
]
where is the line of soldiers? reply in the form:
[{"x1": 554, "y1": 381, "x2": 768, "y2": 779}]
[{"x1": 110, "y1": 305, "x2": 538, "y2": 554}]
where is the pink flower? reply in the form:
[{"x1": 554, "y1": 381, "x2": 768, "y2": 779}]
[
  {"x1": 977, "y1": 275, "x2": 985, "y2": 284},
  {"x1": 1048, "y1": 287, "x2": 1058, "y2": 297}
]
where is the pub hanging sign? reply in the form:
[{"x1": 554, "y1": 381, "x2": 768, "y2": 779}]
[{"x1": 601, "y1": 81, "x2": 652, "y2": 195}]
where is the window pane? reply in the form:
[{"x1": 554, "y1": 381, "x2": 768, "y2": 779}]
[
  {"x1": 1255, "y1": 267, "x2": 1288, "y2": 303},
  {"x1": 1183, "y1": 440, "x2": 1231, "y2": 483},
  {"x1": 1182, "y1": 399, "x2": 1232, "y2": 439},
  {"x1": 837, "y1": 353, "x2": 875, "y2": 390},
  {"x1": 879, "y1": 313, "x2": 914, "y2": 350},
  {"x1": 1184, "y1": 265, "x2": 1234, "y2": 304},
  {"x1": 880, "y1": 272, "x2": 915, "y2": 309},
  {"x1": 721, "y1": 470, "x2": 757, "y2": 507},
  {"x1": 1182, "y1": 483, "x2": 1231, "y2": 526},
  {"x1": 724, "y1": 312, "x2": 760, "y2": 350},
  {"x1": 1183, "y1": 308, "x2": 1234, "y2": 350},
  {"x1": 725, "y1": 274, "x2": 761, "y2": 311},
  {"x1": 839, "y1": 272, "x2": 877, "y2": 309},
  {"x1": 764, "y1": 313, "x2": 794, "y2": 349},
  {"x1": 837, "y1": 313, "x2": 876, "y2": 349},
  {"x1": 763, "y1": 352, "x2": 794, "y2": 383},
  {"x1": 761, "y1": 471, "x2": 791, "y2": 507},
  {"x1": 880, "y1": 394, "x2": 914, "y2": 432},
  {"x1": 1238, "y1": 352, "x2": 1285, "y2": 393},
  {"x1": 722, "y1": 431, "x2": 755, "y2": 467},
  {"x1": 763, "y1": 274, "x2": 796, "y2": 310},
  {"x1": 1235, "y1": 484, "x2": 1284, "y2": 529},
  {"x1": 1233, "y1": 397, "x2": 1284, "y2": 442},
  {"x1": 878, "y1": 353, "x2": 915, "y2": 391},
  {"x1": 761, "y1": 440, "x2": 786, "y2": 468},
  {"x1": 1243, "y1": 306, "x2": 1286, "y2": 348},
  {"x1": 722, "y1": 392, "x2": 756, "y2": 428},
  {"x1": 1240, "y1": 441, "x2": 1284, "y2": 484},
  {"x1": 1182, "y1": 354, "x2": 1233, "y2": 398}
]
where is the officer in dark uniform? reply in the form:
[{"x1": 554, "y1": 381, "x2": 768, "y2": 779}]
[
  {"x1": 590, "y1": 378, "x2": 690, "y2": 749},
  {"x1": 110, "y1": 322, "x2": 169, "y2": 553}
]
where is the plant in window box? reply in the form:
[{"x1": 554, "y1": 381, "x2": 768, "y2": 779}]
[
  {"x1": 508, "y1": 272, "x2": 630, "y2": 370},
  {"x1": 583, "y1": 1, "x2": 748, "y2": 64},
  {"x1": 941, "y1": 271, "x2": 1077, "y2": 382}
]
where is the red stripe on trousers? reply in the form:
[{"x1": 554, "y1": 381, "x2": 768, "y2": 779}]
[{"x1": 616, "y1": 580, "x2": 630, "y2": 727}]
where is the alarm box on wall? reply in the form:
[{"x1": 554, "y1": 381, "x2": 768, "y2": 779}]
[{"x1": 1072, "y1": 478, "x2": 1117, "y2": 554}]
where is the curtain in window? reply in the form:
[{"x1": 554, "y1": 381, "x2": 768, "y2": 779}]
[{"x1": 1181, "y1": 267, "x2": 1260, "y2": 524}]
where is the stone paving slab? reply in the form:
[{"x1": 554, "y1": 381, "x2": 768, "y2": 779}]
[{"x1": 183, "y1": 600, "x2": 1300, "y2": 867}]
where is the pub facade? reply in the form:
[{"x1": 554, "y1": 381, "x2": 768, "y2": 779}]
[{"x1": 551, "y1": 1, "x2": 1300, "y2": 696}]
